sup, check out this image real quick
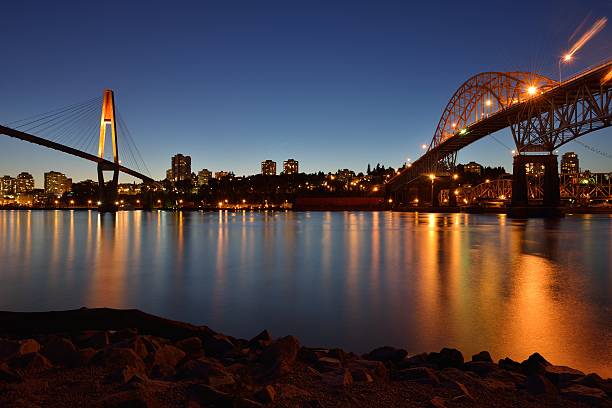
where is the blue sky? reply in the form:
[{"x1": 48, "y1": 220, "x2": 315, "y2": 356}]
[{"x1": 1, "y1": 0, "x2": 611, "y2": 185}]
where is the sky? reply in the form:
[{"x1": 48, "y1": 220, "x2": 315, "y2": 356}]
[{"x1": 1, "y1": 0, "x2": 611, "y2": 186}]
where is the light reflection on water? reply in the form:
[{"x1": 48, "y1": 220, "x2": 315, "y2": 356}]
[{"x1": 0, "y1": 210, "x2": 611, "y2": 376}]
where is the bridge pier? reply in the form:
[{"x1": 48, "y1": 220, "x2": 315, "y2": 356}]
[
  {"x1": 97, "y1": 162, "x2": 119, "y2": 212},
  {"x1": 510, "y1": 154, "x2": 562, "y2": 217}
]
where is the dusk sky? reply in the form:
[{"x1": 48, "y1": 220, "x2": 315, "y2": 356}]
[{"x1": 1, "y1": 0, "x2": 611, "y2": 185}]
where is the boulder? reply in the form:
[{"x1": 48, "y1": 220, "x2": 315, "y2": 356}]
[
  {"x1": 393, "y1": 367, "x2": 440, "y2": 385},
  {"x1": 260, "y1": 335, "x2": 300, "y2": 375},
  {"x1": 41, "y1": 336, "x2": 79, "y2": 366},
  {"x1": 429, "y1": 396, "x2": 447, "y2": 408},
  {"x1": 471, "y1": 351, "x2": 492, "y2": 363},
  {"x1": 109, "y1": 328, "x2": 138, "y2": 344},
  {"x1": 561, "y1": 384, "x2": 608, "y2": 405},
  {"x1": 151, "y1": 344, "x2": 186, "y2": 369},
  {"x1": 0, "y1": 338, "x2": 40, "y2": 361},
  {"x1": 188, "y1": 383, "x2": 232, "y2": 406},
  {"x1": 249, "y1": 330, "x2": 273, "y2": 348},
  {"x1": 175, "y1": 337, "x2": 203, "y2": 355},
  {"x1": 107, "y1": 365, "x2": 148, "y2": 385},
  {"x1": 202, "y1": 334, "x2": 235, "y2": 357},
  {"x1": 9, "y1": 352, "x2": 52, "y2": 370},
  {"x1": 317, "y1": 356, "x2": 342, "y2": 372},
  {"x1": 351, "y1": 368, "x2": 374, "y2": 383},
  {"x1": 274, "y1": 383, "x2": 312, "y2": 399},
  {"x1": 396, "y1": 352, "x2": 428, "y2": 369},
  {"x1": 520, "y1": 353, "x2": 550, "y2": 375},
  {"x1": 573, "y1": 373, "x2": 612, "y2": 395},
  {"x1": 78, "y1": 347, "x2": 98, "y2": 365},
  {"x1": 0, "y1": 363, "x2": 23, "y2": 383},
  {"x1": 428, "y1": 348, "x2": 464, "y2": 369},
  {"x1": 254, "y1": 385, "x2": 276, "y2": 403},
  {"x1": 544, "y1": 365, "x2": 584, "y2": 385},
  {"x1": 524, "y1": 374, "x2": 557, "y2": 397},
  {"x1": 113, "y1": 337, "x2": 150, "y2": 360},
  {"x1": 464, "y1": 361, "x2": 498, "y2": 376},
  {"x1": 74, "y1": 330, "x2": 109, "y2": 349},
  {"x1": 321, "y1": 369, "x2": 353, "y2": 387},
  {"x1": 364, "y1": 346, "x2": 407, "y2": 363},
  {"x1": 348, "y1": 359, "x2": 388, "y2": 380},
  {"x1": 498, "y1": 357, "x2": 522, "y2": 373}
]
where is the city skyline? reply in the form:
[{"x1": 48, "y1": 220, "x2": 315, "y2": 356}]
[{"x1": 1, "y1": 0, "x2": 612, "y2": 187}]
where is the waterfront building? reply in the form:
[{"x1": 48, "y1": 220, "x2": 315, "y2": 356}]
[
  {"x1": 464, "y1": 161, "x2": 483, "y2": 175},
  {"x1": 166, "y1": 169, "x2": 173, "y2": 181},
  {"x1": 171, "y1": 154, "x2": 192, "y2": 182},
  {"x1": 1, "y1": 175, "x2": 16, "y2": 195},
  {"x1": 16, "y1": 172, "x2": 34, "y2": 193},
  {"x1": 44, "y1": 171, "x2": 72, "y2": 196},
  {"x1": 261, "y1": 160, "x2": 277, "y2": 176},
  {"x1": 283, "y1": 159, "x2": 299, "y2": 175},
  {"x1": 526, "y1": 163, "x2": 545, "y2": 176},
  {"x1": 198, "y1": 169, "x2": 212, "y2": 186},
  {"x1": 561, "y1": 152, "x2": 579, "y2": 174},
  {"x1": 214, "y1": 171, "x2": 234, "y2": 179}
]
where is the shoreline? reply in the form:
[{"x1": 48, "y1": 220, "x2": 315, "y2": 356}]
[{"x1": 0, "y1": 308, "x2": 610, "y2": 407}]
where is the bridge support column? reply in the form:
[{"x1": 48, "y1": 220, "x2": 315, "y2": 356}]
[
  {"x1": 510, "y1": 154, "x2": 562, "y2": 217},
  {"x1": 98, "y1": 163, "x2": 119, "y2": 212}
]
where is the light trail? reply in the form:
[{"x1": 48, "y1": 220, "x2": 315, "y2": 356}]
[{"x1": 566, "y1": 17, "x2": 607, "y2": 58}]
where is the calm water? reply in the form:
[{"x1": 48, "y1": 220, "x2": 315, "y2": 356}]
[{"x1": 0, "y1": 210, "x2": 611, "y2": 376}]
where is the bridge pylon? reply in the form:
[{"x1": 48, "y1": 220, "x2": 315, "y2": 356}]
[{"x1": 97, "y1": 89, "x2": 120, "y2": 212}]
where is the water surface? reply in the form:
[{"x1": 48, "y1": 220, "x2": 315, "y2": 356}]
[{"x1": 0, "y1": 210, "x2": 610, "y2": 376}]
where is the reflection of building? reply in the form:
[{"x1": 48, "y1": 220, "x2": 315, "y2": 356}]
[
  {"x1": 171, "y1": 154, "x2": 192, "y2": 182},
  {"x1": 526, "y1": 163, "x2": 545, "y2": 176},
  {"x1": 44, "y1": 171, "x2": 72, "y2": 196},
  {"x1": 261, "y1": 160, "x2": 276, "y2": 176},
  {"x1": 560, "y1": 152, "x2": 579, "y2": 174},
  {"x1": 16, "y1": 172, "x2": 34, "y2": 193},
  {"x1": 197, "y1": 169, "x2": 212, "y2": 186},
  {"x1": 464, "y1": 161, "x2": 483, "y2": 175},
  {"x1": 283, "y1": 159, "x2": 299, "y2": 175},
  {"x1": 1, "y1": 175, "x2": 15, "y2": 195}
]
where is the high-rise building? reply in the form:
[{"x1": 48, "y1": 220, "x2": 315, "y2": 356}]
[
  {"x1": 44, "y1": 171, "x2": 72, "y2": 196},
  {"x1": 171, "y1": 154, "x2": 192, "y2": 182},
  {"x1": 15, "y1": 172, "x2": 34, "y2": 193},
  {"x1": 197, "y1": 169, "x2": 213, "y2": 186},
  {"x1": 1, "y1": 175, "x2": 15, "y2": 195},
  {"x1": 166, "y1": 169, "x2": 173, "y2": 181},
  {"x1": 261, "y1": 160, "x2": 276, "y2": 176},
  {"x1": 283, "y1": 159, "x2": 299, "y2": 175},
  {"x1": 214, "y1": 171, "x2": 233, "y2": 180},
  {"x1": 464, "y1": 161, "x2": 483, "y2": 175},
  {"x1": 561, "y1": 152, "x2": 579, "y2": 174}
]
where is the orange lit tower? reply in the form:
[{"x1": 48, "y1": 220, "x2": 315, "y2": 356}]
[{"x1": 97, "y1": 89, "x2": 120, "y2": 212}]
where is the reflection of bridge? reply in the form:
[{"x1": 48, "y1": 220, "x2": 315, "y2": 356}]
[
  {"x1": 0, "y1": 90, "x2": 153, "y2": 211},
  {"x1": 451, "y1": 176, "x2": 612, "y2": 206},
  {"x1": 387, "y1": 60, "x2": 612, "y2": 215}
]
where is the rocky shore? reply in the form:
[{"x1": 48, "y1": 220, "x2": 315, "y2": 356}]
[{"x1": 0, "y1": 308, "x2": 610, "y2": 407}]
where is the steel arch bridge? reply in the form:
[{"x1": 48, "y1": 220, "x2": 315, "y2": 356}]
[{"x1": 387, "y1": 60, "x2": 612, "y2": 193}]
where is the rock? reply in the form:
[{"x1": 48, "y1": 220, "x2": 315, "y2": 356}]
[
  {"x1": 237, "y1": 398, "x2": 263, "y2": 408},
  {"x1": 114, "y1": 337, "x2": 150, "y2": 360},
  {"x1": 175, "y1": 337, "x2": 203, "y2": 355},
  {"x1": 351, "y1": 368, "x2": 374, "y2": 383},
  {"x1": 9, "y1": 352, "x2": 53, "y2": 370},
  {"x1": 109, "y1": 328, "x2": 138, "y2": 343},
  {"x1": 573, "y1": 373, "x2": 612, "y2": 395},
  {"x1": 521, "y1": 352, "x2": 550, "y2": 375},
  {"x1": 321, "y1": 369, "x2": 353, "y2": 387},
  {"x1": 544, "y1": 365, "x2": 584, "y2": 385},
  {"x1": 393, "y1": 367, "x2": 440, "y2": 385},
  {"x1": 151, "y1": 344, "x2": 186, "y2": 369},
  {"x1": 0, "y1": 363, "x2": 23, "y2": 382},
  {"x1": 0, "y1": 338, "x2": 40, "y2": 361},
  {"x1": 364, "y1": 346, "x2": 407, "y2": 363},
  {"x1": 203, "y1": 334, "x2": 236, "y2": 357},
  {"x1": 94, "y1": 347, "x2": 146, "y2": 371},
  {"x1": 464, "y1": 361, "x2": 497, "y2": 376},
  {"x1": 317, "y1": 356, "x2": 342, "y2": 371},
  {"x1": 41, "y1": 336, "x2": 79, "y2": 366},
  {"x1": 260, "y1": 335, "x2": 300, "y2": 375},
  {"x1": 107, "y1": 365, "x2": 148, "y2": 385},
  {"x1": 249, "y1": 330, "x2": 273, "y2": 348},
  {"x1": 498, "y1": 357, "x2": 522, "y2": 373},
  {"x1": 348, "y1": 359, "x2": 388, "y2": 380},
  {"x1": 328, "y1": 348, "x2": 350, "y2": 363},
  {"x1": 561, "y1": 384, "x2": 608, "y2": 405},
  {"x1": 429, "y1": 396, "x2": 447, "y2": 408},
  {"x1": 208, "y1": 369, "x2": 236, "y2": 389},
  {"x1": 98, "y1": 389, "x2": 149, "y2": 407},
  {"x1": 471, "y1": 351, "x2": 492, "y2": 363},
  {"x1": 254, "y1": 385, "x2": 276, "y2": 403},
  {"x1": 78, "y1": 347, "x2": 98, "y2": 365},
  {"x1": 396, "y1": 352, "x2": 428, "y2": 369},
  {"x1": 448, "y1": 380, "x2": 474, "y2": 401},
  {"x1": 524, "y1": 374, "x2": 557, "y2": 397},
  {"x1": 427, "y1": 348, "x2": 464, "y2": 369},
  {"x1": 74, "y1": 330, "x2": 109, "y2": 349},
  {"x1": 306, "y1": 366, "x2": 322, "y2": 378}
]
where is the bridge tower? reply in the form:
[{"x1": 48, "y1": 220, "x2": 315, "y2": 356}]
[{"x1": 97, "y1": 89, "x2": 120, "y2": 212}]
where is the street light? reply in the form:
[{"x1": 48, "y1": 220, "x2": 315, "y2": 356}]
[
  {"x1": 559, "y1": 53, "x2": 572, "y2": 82},
  {"x1": 429, "y1": 174, "x2": 435, "y2": 207}
]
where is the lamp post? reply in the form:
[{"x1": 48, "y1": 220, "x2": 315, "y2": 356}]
[
  {"x1": 429, "y1": 174, "x2": 435, "y2": 207},
  {"x1": 559, "y1": 54, "x2": 572, "y2": 83}
]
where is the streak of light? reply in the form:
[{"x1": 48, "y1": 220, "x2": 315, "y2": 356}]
[
  {"x1": 566, "y1": 17, "x2": 607, "y2": 58},
  {"x1": 602, "y1": 69, "x2": 612, "y2": 85}
]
